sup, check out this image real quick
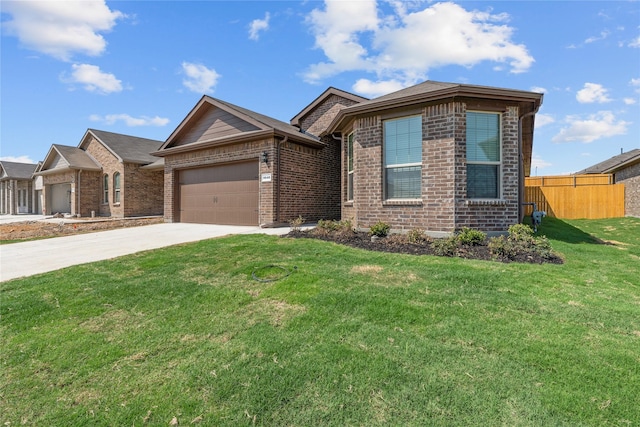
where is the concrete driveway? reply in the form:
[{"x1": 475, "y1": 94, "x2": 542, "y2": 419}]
[{"x1": 0, "y1": 223, "x2": 295, "y2": 282}]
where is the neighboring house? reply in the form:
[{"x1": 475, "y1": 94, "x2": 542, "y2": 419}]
[
  {"x1": 0, "y1": 161, "x2": 39, "y2": 215},
  {"x1": 325, "y1": 81, "x2": 543, "y2": 234},
  {"x1": 36, "y1": 129, "x2": 164, "y2": 217},
  {"x1": 576, "y1": 149, "x2": 640, "y2": 217},
  {"x1": 154, "y1": 88, "x2": 366, "y2": 226}
]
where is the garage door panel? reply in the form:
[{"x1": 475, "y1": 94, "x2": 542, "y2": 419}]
[{"x1": 178, "y1": 161, "x2": 259, "y2": 225}]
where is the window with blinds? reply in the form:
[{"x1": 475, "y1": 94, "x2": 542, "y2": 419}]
[
  {"x1": 466, "y1": 112, "x2": 501, "y2": 199},
  {"x1": 384, "y1": 115, "x2": 422, "y2": 199}
]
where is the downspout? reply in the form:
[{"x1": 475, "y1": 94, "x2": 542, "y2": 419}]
[
  {"x1": 518, "y1": 109, "x2": 539, "y2": 223},
  {"x1": 276, "y1": 136, "x2": 288, "y2": 224}
]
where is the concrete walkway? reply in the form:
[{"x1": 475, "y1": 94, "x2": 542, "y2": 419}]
[{"x1": 0, "y1": 223, "x2": 295, "y2": 282}]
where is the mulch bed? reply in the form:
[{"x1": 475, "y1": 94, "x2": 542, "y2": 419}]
[{"x1": 284, "y1": 230, "x2": 564, "y2": 264}]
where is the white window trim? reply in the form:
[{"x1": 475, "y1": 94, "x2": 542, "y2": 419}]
[
  {"x1": 383, "y1": 115, "x2": 423, "y2": 201},
  {"x1": 466, "y1": 110, "x2": 503, "y2": 200}
]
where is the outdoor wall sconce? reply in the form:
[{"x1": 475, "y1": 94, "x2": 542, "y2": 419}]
[{"x1": 261, "y1": 151, "x2": 268, "y2": 164}]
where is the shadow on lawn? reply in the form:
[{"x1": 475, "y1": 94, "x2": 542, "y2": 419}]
[{"x1": 531, "y1": 217, "x2": 603, "y2": 245}]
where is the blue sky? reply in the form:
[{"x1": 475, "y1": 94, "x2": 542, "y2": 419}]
[{"x1": 1, "y1": 0, "x2": 638, "y2": 175}]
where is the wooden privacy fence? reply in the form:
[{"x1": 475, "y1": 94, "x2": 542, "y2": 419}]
[{"x1": 525, "y1": 174, "x2": 625, "y2": 219}]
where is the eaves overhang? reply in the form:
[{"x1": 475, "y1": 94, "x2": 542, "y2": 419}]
[
  {"x1": 324, "y1": 86, "x2": 543, "y2": 136},
  {"x1": 35, "y1": 165, "x2": 102, "y2": 176},
  {"x1": 153, "y1": 129, "x2": 325, "y2": 157}
]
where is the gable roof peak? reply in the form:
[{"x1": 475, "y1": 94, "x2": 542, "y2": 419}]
[{"x1": 81, "y1": 128, "x2": 163, "y2": 165}]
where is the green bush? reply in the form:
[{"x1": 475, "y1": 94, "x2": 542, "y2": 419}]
[
  {"x1": 407, "y1": 228, "x2": 429, "y2": 244},
  {"x1": 431, "y1": 236, "x2": 458, "y2": 257},
  {"x1": 456, "y1": 227, "x2": 486, "y2": 246},
  {"x1": 315, "y1": 219, "x2": 355, "y2": 236},
  {"x1": 488, "y1": 223, "x2": 557, "y2": 261},
  {"x1": 369, "y1": 221, "x2": 390, "y2": 238},
  {"x1": 289, "y1": 215, "x2": 305, "y2": 232}
]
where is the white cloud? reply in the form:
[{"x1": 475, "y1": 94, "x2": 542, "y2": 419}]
[
  {"x1": 89, "y1": 114, "x2": 169, "y2": 127},
  {"x1": 352, "y1": 78, "x2": 405, "y2": 98},
  {"x1": 585, "y1": 30, "x2": 610, "y2": 44},
  {"x1": 2, "y1": 0, "x2": 124, "y2": 61},
  {"x1": 631, "y1": 78, "x2": 640, "y2": 93},
  {"x1": 552, "y1": 111, "x2": 630, "y2": 143},
  {"x1": 623, "y1": 98, "x2": 637, "y2": 105},
  {"x1": 249, "y1": 12, "x2": 270, "y2": 41},
  {"x1": 530, "y1": 153, "x2": 552, "y2": 172},
  {"x1": 535, "y1": 113, "x2": 555, "y2": 128},
  {"x1": 64, "y1": 64, "x2": 123, "y2": 94},
  {"x1": 576, "y1": 83, "x2": 611, "y2": 104},
  {"x1": 303, "y1": 1, "x2": 534, "y2": 89},
  {"x1": 181, "y1": 62, "x2": 221, "y2": 94},
  {"x1": 530, "y1": 86, "x2": 547, "y2": 94},
  {"x1": 0, "y1": 155, "x2": 36, "y2": 164},
  {"x1": 629, "y1": 36, "x2": 640, "y2": 48}
]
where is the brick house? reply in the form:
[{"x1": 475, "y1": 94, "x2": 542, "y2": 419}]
[
  {"x1": 577, "y1": 148, "x2": 640, "y2": 217},
  {"x1": 0, "y1": 161, "x2": 39, "y2": 215},
  {"x1": 154, "y1": 89, "x2": 366, "y2": 226},
  {"x1": 156, "y1": 81, "x2": 542, "y2": 233},
  {"x1": 325, "y1": 81, "x2": 543, "y2": 235},
  {"x1": 37, "y1": 129, "x2": 164, "y2": 217}
]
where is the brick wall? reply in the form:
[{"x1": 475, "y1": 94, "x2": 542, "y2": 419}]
[
  {"x1": 616, "y1": 162, "x2": 640, "y2": 217},
  {"x1": 123, "y1": 164, "x2": 164, "y2": 217},
  {"x1": 84, "y1": 136, "x2": 164, "y2": 218},
  {"x1": 84, "y1": 137, "x2": 124, "y2": 217},
  {"x1": 277, "y1": 137, "x2": 341, "y2": 223},
  {"x1": 344, "y1": 101, "x2": 523, "y2": 234},
  {"x1": 297, "y1": 94, "x2": 362, "y2": 137}
]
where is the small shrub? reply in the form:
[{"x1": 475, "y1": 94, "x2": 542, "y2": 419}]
[
  {"x1": 289, "y1": 215, "x2": 305, "y2": 232},
  {"x1": 508, "y1": 223, "x2": 535, "y2": 242},
  {"x1": 407, "y1": 228, "x2": 429, "y2": 245},
  {"x1": 369, "y1": 221, "x2": 390, "y2": 238},
  {"x1": 431, "y1": 236, "x2": 458, "y2": 257},
  {"x1": 314, "y1": 219, "x2": 355, "y2": 237},
  {"x1": 456, "y1": 227, "x2": 486, "y2": 246},
  {"x1": 489, "y1": 223, "x2": 558, "y2": 262}
]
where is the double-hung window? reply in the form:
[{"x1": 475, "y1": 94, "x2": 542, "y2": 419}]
[
  {"x1": 103, "y1": 174, "x2": 109, "y2": 204},
  {"x1": 466, "y1": 112, "x2": 501, "y2": 199},
  {"x1": 384, "y1": 115, "x2": 422, "y2": 199},
  {"x1": 113, "y1": 172, "x2": 121, "y2": 204},
  {"x1": 347, "y1": 133, "x2": 354, "y2": 201}
]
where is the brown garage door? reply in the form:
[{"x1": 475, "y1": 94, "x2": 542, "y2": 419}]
[{"x1": 178, "y1": 161, "x2": 259, "y2": 225}]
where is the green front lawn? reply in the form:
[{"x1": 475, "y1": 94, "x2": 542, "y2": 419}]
[{"x1": 1, "y1": 217, "x2": 638, "y2": 426}]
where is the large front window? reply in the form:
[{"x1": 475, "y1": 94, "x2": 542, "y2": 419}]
[
  {"x1": 466, "y1": 112, "x2": 501, "y2": 199},
  {"x1": 347, "y1": 133, "x2": 354, "y2": 201},
  {"x1": 384, "y1": 115, "x2": 422, "y2": 199}
]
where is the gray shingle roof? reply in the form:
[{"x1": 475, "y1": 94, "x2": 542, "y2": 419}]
[
  {"x1": 576, "y1": 149, "x2": 640, "y2": 174},
  {"x1": 52, "y1": 144, "x2": 102, "y2": 170},
  {"x1": 0, "y1": 161, "x2": 38, "y2": 180},
  {"x1": 87, "y1": 129, "x2": 163, "y2": 164},
  {"x1": 211, "y1": 97, "x2": 321, "y2": 143}
]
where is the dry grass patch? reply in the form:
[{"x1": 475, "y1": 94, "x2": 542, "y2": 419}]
[
  {"x1": 350, "y1": 265, "x2": 384, "y2": 274},
  {"x1": 242, "y1": 299, "x2": 306, "y2": 327}
]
